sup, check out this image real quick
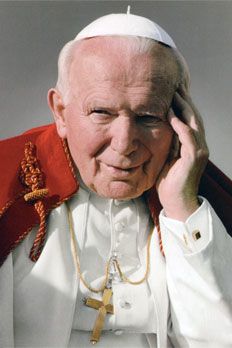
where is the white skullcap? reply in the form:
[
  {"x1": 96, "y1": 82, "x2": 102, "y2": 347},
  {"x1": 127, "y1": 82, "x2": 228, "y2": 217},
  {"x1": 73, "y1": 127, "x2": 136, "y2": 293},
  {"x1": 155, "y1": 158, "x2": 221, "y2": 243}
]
[{"x1": 74, "y1": 12, "x2": 176, "y2": 48}]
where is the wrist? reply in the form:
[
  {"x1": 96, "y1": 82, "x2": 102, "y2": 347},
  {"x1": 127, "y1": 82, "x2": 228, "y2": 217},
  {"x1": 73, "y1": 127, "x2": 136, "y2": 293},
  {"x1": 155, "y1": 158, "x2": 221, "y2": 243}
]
[{"x1": 163, "y1": 196, "x2": 201, "y2": 222}]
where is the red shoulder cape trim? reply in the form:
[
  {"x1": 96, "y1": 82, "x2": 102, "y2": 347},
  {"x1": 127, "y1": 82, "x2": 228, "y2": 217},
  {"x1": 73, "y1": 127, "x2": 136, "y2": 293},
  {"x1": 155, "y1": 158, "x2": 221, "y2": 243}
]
[{"x1": 0, "y1": 124, "x2": 78, "y2": 265}]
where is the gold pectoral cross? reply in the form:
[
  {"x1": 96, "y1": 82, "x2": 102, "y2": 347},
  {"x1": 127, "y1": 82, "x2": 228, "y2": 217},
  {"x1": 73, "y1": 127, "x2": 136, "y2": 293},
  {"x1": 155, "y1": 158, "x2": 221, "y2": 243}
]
[{"x1": 84, "y1": 287, "x2": 114, "y2": 344}]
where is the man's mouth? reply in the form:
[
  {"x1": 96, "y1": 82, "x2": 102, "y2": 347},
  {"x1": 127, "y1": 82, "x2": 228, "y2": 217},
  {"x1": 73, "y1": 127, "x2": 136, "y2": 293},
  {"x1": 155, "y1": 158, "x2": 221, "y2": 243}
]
[{"x1": 101, "y1": 162, "x2": 142, "y2": 178}]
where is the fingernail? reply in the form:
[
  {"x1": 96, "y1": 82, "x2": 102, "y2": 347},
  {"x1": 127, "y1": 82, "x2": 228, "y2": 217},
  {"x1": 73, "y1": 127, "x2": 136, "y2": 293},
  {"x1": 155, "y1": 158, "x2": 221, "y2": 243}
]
[{"x1": 167, "y1": 110, "x2": 175, "y2": 121}]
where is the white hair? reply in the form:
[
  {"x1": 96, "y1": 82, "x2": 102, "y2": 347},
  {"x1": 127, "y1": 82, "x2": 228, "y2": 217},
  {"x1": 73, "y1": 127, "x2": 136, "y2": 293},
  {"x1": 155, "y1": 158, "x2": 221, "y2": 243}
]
[{"x1": 55, "y1": 36, "x2": 190, "y2": 103}]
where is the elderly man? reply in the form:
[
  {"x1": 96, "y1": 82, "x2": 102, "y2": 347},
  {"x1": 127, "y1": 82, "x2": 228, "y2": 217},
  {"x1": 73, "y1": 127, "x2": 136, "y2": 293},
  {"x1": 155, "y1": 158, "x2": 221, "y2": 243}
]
[{"x1": 0, "y1": 11, "x2": 232, "y2": 348}]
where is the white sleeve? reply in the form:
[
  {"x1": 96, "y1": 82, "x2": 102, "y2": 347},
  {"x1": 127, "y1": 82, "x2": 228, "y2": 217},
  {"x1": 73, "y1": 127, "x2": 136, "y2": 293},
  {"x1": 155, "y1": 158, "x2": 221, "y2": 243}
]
[
  {"x1": 160, "y1": 198, "x2": 232, "y2": 347},
  {"x1": 160, "y1": 197, "x2": 211, "y2": 253}
]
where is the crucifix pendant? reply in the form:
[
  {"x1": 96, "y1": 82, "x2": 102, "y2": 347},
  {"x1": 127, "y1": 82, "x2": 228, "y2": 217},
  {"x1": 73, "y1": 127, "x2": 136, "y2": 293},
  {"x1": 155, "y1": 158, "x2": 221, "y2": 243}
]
[{"x1": 84, "y1": 287, "x2": 114, "y2": 344}]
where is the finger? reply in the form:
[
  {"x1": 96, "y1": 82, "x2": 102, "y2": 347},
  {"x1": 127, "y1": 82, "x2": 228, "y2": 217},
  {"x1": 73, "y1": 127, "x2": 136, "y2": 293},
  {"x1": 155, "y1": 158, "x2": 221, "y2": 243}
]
[
  {"x1": 178, "y1": 85, "x2": 206, "y2": 133},
  {"x1": 173, "y1": 91, "x2": 206, "y2": 139},
  {"x1": 167, "y1": 109, "x2": 180, "y2": 159},
  {"x1": 167, "y1": 131, "x2": 180, "y2": 162},
  {"x1": 168, "y1": 113, "x2": 198, "y2": 157},
  {"x1": 173, "y1": 93, "x2": 208, "y2": 153},
  {"x1": 171, "y1": 95, "x2": 208, "y2": 152},
  {"x1": 168, "y1": 112, "x2": 209, "y2": 164},
  {"x1": 179, "y1": 90, "x2": 203, "y2": 129}
]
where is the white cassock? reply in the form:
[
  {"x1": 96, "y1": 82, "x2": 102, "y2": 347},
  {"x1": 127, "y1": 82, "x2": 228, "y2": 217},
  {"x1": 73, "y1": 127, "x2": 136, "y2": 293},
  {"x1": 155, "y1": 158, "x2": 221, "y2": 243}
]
[{"x1": 0, "y1": 179, "x2": 232, "y2": 348}]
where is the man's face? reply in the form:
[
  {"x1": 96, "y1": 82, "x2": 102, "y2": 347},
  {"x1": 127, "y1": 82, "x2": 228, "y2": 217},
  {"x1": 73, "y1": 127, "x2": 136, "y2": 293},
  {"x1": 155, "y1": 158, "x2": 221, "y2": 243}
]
[{"x1": 57, "y1": 38, "x2": 178, "y2": 199}]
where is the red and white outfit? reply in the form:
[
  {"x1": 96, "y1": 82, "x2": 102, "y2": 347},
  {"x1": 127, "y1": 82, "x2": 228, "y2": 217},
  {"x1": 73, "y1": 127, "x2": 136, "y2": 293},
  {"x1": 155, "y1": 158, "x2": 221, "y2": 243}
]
[{"x1": 0, "y1": 124, "x2": 232, "y2": 347}]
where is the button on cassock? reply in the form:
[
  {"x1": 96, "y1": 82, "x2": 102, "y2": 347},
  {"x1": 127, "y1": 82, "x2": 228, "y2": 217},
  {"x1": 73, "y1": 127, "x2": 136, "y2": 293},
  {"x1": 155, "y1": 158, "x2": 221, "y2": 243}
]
[
  {"x1": 114, "y1": 222, "x2": 125, "y2": 232},
  {"x1": 118, "y1": 299, "x2": 132, "y2": 309}
]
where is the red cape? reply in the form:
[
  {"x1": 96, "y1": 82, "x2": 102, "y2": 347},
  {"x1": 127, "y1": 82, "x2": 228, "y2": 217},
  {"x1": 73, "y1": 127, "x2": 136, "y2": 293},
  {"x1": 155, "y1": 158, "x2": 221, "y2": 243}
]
[{"x1": 0, "y1": 123, "x2": 231, "y2": 266}]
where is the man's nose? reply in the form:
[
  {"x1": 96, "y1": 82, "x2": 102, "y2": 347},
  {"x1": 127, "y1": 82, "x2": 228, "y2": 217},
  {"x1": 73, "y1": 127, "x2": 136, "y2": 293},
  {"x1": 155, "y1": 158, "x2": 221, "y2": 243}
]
[{"x1": 110, "y1": 116, "x2": 139, "y2": 155}]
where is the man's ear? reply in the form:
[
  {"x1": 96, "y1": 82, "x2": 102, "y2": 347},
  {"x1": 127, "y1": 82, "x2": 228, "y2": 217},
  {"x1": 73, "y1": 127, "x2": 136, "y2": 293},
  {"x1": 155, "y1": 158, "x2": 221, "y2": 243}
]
[{"x1": 47, "y1": 88, "x2": 67, "y2": 138}]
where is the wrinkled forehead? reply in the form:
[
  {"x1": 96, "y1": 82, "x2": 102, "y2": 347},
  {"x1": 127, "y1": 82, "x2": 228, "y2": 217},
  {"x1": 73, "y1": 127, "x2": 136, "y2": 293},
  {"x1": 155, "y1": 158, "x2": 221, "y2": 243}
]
[{"x1": 69, "y1": 36, "x2": 180, "y2": 87}]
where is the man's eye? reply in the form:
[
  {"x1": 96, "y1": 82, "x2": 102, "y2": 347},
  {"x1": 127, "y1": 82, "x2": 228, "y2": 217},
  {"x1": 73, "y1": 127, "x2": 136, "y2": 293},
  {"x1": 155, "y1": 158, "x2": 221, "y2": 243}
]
[
  {"x1": 92, "y1": 109, "x2": 110, "y2": 115},
  {"x1": 90, "y1": 109, "x2": 113, "y2": 124},
  {"x1": 137, "y1": 114, "x2": 163, "y2": 127}
]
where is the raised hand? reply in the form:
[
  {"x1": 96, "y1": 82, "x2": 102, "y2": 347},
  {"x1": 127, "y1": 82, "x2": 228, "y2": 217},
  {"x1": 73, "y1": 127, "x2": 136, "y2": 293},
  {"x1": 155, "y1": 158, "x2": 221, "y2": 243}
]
[{"x1": 156, "y1": 85, "x2": 209, "y2": 221}]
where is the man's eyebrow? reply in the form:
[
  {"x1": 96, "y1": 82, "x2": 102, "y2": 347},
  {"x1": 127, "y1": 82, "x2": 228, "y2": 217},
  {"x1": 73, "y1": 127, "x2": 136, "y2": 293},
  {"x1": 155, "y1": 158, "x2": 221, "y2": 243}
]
[
  {"x1": 150, "y1": 73, "x2": 176, "y2": 83},
  {"x1": 135, "y1": 99, "x2": 169, "y2": 113},
  {"x1": 133, "y1": 108, "x2": 168, "y2": 120},
  {"x1": 135, "y1": 105, "x2": 163, "y2": 113}
]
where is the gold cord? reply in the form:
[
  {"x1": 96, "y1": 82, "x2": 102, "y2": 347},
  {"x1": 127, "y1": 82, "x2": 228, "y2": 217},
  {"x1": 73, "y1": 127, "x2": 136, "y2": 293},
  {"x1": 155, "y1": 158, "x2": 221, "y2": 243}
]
[
  {"x1": 67, "y1": 203, "x2": 154, "y2": 293},
  {"x1": 20, "y1": 141, "x2": 48, "y2": 262}
]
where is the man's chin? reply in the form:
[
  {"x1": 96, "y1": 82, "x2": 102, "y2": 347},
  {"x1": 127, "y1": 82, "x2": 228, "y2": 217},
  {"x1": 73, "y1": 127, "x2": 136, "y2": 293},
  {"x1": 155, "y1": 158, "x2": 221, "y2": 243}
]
[{"x1": 91, "y1": 180, "x2": 147, "y2": 200}]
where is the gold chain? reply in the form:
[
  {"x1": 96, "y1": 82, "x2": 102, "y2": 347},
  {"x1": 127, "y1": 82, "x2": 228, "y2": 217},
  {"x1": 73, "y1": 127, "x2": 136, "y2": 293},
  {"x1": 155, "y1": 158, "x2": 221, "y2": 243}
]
[{"x1": 67, "y1": 203, "x2": 154, "y2": 293}]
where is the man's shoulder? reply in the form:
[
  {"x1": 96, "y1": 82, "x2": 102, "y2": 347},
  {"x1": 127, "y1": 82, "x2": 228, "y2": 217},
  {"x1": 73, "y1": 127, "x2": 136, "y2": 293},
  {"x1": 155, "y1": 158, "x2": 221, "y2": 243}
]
[
  {"x1": 0, "y1": 124, "x2": 56, "y2": 207},
  {"x1": 0, "y1": 123, "x2": 78, "y2": 266},
  {"x1": 1, "y1": 123, "x2": 53, "y2": 141},
  {"x1": 0, "y1": 124, "x2": 54, "y2": 166}
]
